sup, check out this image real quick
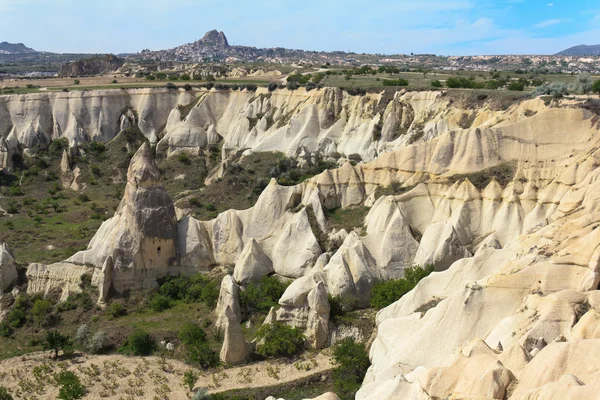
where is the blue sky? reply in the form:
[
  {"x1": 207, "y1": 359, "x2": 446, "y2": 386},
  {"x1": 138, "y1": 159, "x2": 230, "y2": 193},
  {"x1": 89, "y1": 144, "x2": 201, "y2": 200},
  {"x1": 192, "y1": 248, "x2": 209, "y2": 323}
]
[{"x1": 1, "y1": 0, "x2": 599, "y2": 55}]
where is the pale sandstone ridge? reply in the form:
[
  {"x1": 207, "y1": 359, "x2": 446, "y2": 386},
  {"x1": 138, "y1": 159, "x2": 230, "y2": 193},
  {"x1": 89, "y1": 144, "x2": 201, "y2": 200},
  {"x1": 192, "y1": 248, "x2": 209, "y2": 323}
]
[
  {"x1": 0, "y1": 87, "x2": 550, "y2": 173},
  {"x1": 16, "y1": 90, "x2": 600, "y2": 398}
]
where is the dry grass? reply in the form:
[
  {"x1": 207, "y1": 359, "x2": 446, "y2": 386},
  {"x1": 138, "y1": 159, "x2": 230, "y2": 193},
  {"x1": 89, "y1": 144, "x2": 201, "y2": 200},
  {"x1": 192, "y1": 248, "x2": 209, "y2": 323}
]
[{"x1": 0, "y1": 350, "x2": 333, "y2": 399}]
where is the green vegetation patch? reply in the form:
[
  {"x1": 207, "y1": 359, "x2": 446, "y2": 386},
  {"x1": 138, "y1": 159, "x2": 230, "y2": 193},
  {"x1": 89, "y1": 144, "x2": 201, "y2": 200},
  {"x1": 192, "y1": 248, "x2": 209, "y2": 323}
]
[
  {"x1": 370, "y1": 264, "x2": 435, "y2": 309},
  {"x1": 447, "y1": 161, "x2": 517, "y2": 190}
]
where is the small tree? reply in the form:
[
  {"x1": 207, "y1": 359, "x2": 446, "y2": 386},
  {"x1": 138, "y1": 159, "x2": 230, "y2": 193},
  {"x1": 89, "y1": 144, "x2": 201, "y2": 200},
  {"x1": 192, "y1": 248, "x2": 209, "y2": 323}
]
[
  {"x1": 44, "y1": 330, "x2": 70, "y2": 358},
  {"x1": 430, "y1": 79, "x2": 442, "y2": 88},
  {"x1": 73, "y1": 80, "x2": 80, "y2": 85},
  {"x1": 267, "y1": 82, "x2": 278, "y2": 92},
  {"x1": 572, "y1": 73, "x2": 592, "y2": 94}
]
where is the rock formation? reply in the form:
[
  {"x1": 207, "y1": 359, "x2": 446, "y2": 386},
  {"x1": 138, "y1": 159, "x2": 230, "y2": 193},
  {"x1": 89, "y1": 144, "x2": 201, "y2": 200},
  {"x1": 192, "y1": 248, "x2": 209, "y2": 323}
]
[
  {"x1": 215, "y1": 275, "x2": 242, "y2": 332},
  {"x1": 219, "y1": 305, "x2": 250, "y2": 364},
  {"x1": 59, "y1": 54, "x2": 124, "y2": 77},
  {"x1": 13, "y1": 86, "x2": 600, "y2": 399},
  {"x1": 232, "y1": 238, "x2": 273, "y2": 286},
  {"x1": 0, "y1": 244, "x2": 17, "y2": 294},
  {"x1": 69, "y1": 142, "x2": 179, "y2": 294}
]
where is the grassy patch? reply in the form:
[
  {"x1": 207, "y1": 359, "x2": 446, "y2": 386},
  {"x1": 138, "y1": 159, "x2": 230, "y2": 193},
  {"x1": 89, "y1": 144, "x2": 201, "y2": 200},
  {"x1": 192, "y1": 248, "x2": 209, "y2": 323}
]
[
  {"x1": 325, "y1": 207, "x2": 369, "y2": 233},
  {"x1": 447, "y1": 161, "x2": 517, "y2": 189}
]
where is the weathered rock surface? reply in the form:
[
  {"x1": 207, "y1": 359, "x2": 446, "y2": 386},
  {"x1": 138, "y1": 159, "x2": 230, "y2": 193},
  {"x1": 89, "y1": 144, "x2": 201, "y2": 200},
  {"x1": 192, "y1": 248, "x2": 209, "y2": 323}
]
[
  {"x1": 233, "y1": 238, "x2": 273, "y2": 286},
  {"x1": 13, "y1": 88, "x2": 600, "y2": 399},
  {"x1": 59, "y1": 54, "x2": 124, "y2": 77},
  {"x1": 0, "y1": 244, "x2": 17, "y2": 294},
  {"x1": 219, "y1": 305, "x2": 250, "y2": 364},
  {"x1": 215, "y1": 275, "x2": 241, "y2": 332}
]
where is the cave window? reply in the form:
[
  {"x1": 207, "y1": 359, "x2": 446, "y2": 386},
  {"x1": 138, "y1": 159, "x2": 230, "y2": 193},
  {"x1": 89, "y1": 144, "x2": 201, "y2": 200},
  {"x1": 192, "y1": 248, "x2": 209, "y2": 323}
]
[{"x1": 157, "y1": 246, "x2": 161, "y2": 256}]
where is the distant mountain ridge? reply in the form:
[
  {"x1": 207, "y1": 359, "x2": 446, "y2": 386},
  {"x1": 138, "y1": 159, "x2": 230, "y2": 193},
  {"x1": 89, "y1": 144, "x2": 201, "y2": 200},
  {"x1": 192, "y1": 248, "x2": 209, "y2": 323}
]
[
  {"x1": 556, "y1": 44, "x2": 600, "y2": 56},
  {"x1": 0, "y1": 42, "x2": 35, "y2": 54}
]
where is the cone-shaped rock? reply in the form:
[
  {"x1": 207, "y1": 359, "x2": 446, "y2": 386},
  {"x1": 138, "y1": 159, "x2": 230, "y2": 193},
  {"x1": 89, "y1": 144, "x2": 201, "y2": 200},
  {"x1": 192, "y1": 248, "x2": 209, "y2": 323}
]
[
  {"x1": 233, "y1": 239, "x2": 273, "y2": 286},
  {"x1": 69, "y1": 142, "x2": 179, "y2": 294}
]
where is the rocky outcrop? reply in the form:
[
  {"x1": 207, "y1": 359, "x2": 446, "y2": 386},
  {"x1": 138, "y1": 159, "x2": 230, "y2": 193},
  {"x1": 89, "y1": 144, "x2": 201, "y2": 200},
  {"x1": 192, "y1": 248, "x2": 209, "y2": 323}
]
[
  {"x1": 0, "y1": 244, "x2": 17, "y2": 294},
  {"x1": 59, "y1": 54, "x2": 124, "y2": 77},
  {"x1": 219, "y1": 305, "x2": 250, "y2": 364},
  {"x1": 215, "y1": 275, "x2": 241, "y2": 332},
  {"x1": 27, "y1": 143, "x2": 181, "y2": 299},
  {"x1": 233, "y1": 239, "x2": 273, "y2": 286},
  {"x1": 26, "y1": 262, "x2": 90, "y2": 301},
  {"x1": 0, "y1": 88, "x2": 546, "y2": 172},
  {"x1": 267, "y1": 280, "x2": 330, "y2": 350},
  {"x1": 67, "y1": 143, "x2": 179, "y2": 294}
]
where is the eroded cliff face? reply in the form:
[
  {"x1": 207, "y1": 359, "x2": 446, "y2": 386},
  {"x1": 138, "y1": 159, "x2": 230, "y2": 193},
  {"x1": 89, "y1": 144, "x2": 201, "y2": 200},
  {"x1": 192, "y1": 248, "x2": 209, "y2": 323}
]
[
  {"x1": 0, "y1": 87, "x2": 534, "y2": 172},
  {"x1": 19, "y1": 87, "x2": 600, "y2": 398}
]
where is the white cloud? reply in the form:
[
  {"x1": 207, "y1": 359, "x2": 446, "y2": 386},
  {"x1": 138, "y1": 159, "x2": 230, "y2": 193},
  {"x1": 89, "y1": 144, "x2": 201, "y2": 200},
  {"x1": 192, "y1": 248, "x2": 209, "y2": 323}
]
[
  {"x1": 548, "y1": 2, "x2": 554, "y2": 6},
  {"x1": 534, "y1": 19, "x2": 563, "y2": 28}
]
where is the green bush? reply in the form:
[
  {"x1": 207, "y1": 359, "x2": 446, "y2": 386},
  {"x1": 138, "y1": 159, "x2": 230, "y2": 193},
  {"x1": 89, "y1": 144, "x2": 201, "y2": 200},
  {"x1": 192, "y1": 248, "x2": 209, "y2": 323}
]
[
  {"x1": 187, "y1": 342, "x2": 219, "y2": 368},
  {"x1": 370, "y1": 264, "x2": 435, "y2": 309},
  {"x1": 331, "y1": 338, "x2": 370, "y2": 399},
  {"x1": 119, "y1": 329, "x2": 155, "y2": 356},
  {"x1": 181, "y1": 74, "x2": 191, "y2": 81},
  {"x1": 48, "y1": 138, "x2": 69, "y2": 157},
  {"x1": 106, "y1": 301, "x2": 127, "y2": 318},
  {"x1": 179, "y1": 322, "x2": 207, "y2": 346},
  {"x1": 0, "y1": 323, "x2": 11, "y2": 338},
  {"x1": 157, "y1": 274, "x2": 219, "y2": 307},
  {"x1": 149, "y1": 294, "x2": 172, "y2": 312},
  {"x1": 508, "y1": 81, "x2": 525, "y2": 91},
  {"x1": 178, "y1": 152, "x2": 191, "y2": 165},
  {"x1": 183, "y1": 369, "x2": 198, "y2": 391},
  {"x1": 255, "y1": 322, "x2": 305, "y2": 358},
  {"x1": 179, "y1": 322, "x2": 218, "y2": 368},
  {"x1": 240, "y1": 275, "x2": 288, "y2": 319},
  {"x1": 430, "y1": 80, "x2": 442, "y2": 88},
  {"x1": 382, "y1": 78, "x2": 409, "y2": 86},
  {"x1": 7, "y1": 308, "x2": 26, "y2": 328},
  {"x1": 32, "y1": 299, "x2": 53, "y2": 326},
  {"x1": 55, "y1": 371, "x2": 85, "y2": 400},
  {"x1": 87, "y1": 331, "x2": 109, "y2": 354},
  {"x1": 593, "y1": 80, "x2": 600, "y2": 96},
  {"x1": 0, "y1": 386, "x2": 13, "y2": 400},
  {"x1": 8, "y1": 185, "x2": 23, "y2": 196}
]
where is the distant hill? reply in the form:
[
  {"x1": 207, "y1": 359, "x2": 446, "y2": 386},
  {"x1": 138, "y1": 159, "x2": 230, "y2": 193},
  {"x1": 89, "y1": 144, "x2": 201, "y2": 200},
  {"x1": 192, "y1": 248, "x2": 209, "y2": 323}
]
[
  {"x1": 0, "y1": 42, "x2": 35, "y2": 54},
  {"x1": 556, "y1": 45, "x2": 600, "y2": 56},
  {"x1": 59, "y1": 54, "x2": 124, "y2": 77}
]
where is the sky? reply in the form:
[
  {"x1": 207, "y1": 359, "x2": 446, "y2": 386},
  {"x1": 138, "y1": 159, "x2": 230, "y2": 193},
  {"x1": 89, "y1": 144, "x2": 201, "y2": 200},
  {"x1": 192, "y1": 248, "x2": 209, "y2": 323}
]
[{"x1": 0, "y1": 0, "x2": 599, "y2": 56}]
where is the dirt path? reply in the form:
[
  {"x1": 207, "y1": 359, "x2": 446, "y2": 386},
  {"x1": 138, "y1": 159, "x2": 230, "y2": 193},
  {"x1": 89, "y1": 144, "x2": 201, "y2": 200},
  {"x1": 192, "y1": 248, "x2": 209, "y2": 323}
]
[{"x1": 0, "y1": 350, "x2": 333, "y2": 399}]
